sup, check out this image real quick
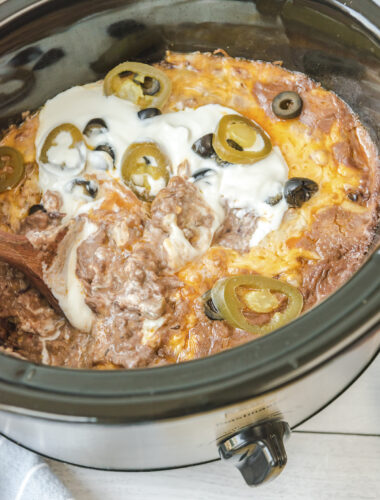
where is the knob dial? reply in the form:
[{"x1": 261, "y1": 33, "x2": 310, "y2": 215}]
[{"x1": 219, "y1": 420, "x2": 290, "y2": 486}]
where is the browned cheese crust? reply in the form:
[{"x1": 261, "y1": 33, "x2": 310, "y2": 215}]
[{"x1": 0, "y1": 51, "x2": 378, "y2": 368}]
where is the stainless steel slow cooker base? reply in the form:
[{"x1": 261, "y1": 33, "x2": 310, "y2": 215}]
[
  {"x1": 0, "y1": 0, "x2": 379, "y2": 485},
  {"x1": 0, "y1": 330, "x2": 378, "y2": 472}
]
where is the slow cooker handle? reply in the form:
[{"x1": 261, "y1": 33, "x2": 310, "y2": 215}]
[{"x1": 219, "y1": 420, "x2": 290, "y2": 486}]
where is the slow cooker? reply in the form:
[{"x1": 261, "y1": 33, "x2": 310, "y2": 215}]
[{"x1": 0, "y1": 0, "x2": 379, "y2": 486}]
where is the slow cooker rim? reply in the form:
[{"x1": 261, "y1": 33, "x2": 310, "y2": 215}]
[
  {"x1": 1, "y1": 0, "x2": 379, "y2": 63},
  {"x1": 0, "y1": 0, "x2": 379, "y2": 420}
]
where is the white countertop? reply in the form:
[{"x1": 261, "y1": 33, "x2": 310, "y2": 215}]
[{"x1": 49, "y1": 354, "x2": 380, "y2": 499}]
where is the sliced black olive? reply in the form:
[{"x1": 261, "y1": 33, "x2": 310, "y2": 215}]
[
  {"x1": 137, "y1": 107, "x2": 162, "y2": 120},
  {"x1": 192, "y1": 133, "x2": 233, "y2": 167},
  {"x1": 28, "y1": 204, "x2": 46, "y2": 215},
  {"x1": 138, "y1": 76, "x2": 161, "y2": 96},
  {"x1": 272, "y1": 91, "x2": 303, "y2": 119},
  {"x1": 83, "y1": 118, "x2": 108, "y2": 137},
  {"x1": 266, "y1": 193, "x2": 283, "y2": 206},
  {"x1": 95, "y1": 144, "x2": 115, "y2": 161},
  {"x1": 192, "y1": 133, "x2": 216, "y2": 158},
  {"x1": 191, "y1": 168, "x2": 216, "y2": 181},
  {"x1": 33, "y1": 48, "x2": 65, "y2": 71},
  {"x1": 70, "y1": 179, "x2": 98, "y2": 198},
  {"x1": 284, "y1": 177, "x2": 318, "y2": 208},
  {"x1": 8, "y1": 47, "x2": 42, "y2": 67},
  {"x1": 347, "y1": 191, "x2": 359, "y2": 202},
  {"x1": 202, "y1": 290, "x2": 223, "y2": 321},
  {"x1": 226, "y1": 138, "x2": 243, "y2": 151}
]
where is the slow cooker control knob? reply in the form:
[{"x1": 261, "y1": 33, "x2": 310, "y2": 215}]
[{"x1": 219, "y1": 420, "x2": 290, "y2": 486}]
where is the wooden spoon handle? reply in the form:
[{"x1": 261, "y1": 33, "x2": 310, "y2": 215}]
[
  {"x1": 0, "y1": 230, "x2": 63, "y2": 314},
  {"x1": 0, "y1": 231, "x2": 40, "y2": 272}
]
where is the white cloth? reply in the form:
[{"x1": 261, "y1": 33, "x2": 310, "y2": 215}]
[{"x1": 0, "y1": 436, "x2": 72, "y2": 500}]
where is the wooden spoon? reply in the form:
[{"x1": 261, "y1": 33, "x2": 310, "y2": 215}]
[{"x1": 0, "y1": 230, "x2": 63, "y2": 315}]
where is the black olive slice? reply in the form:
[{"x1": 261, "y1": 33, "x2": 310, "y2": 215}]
[
  {"x1": 139, "y1": 76, "x2": 160, "y2": 96},
  {"x1": 70, "y1": 179, "x2": 98, "y2": 198},
  {"x1": 192, "y1": 133, "x2": 216, "y2": 158},
  {"x1": 137, "y1": 107, "x2": 162, "y2": 120},
  {"x1": 95, "y1": 144, "x2": 115, "y2": 161},
  {"x1": 347, "y1": 188, "x2": 367, "y2": 203},
  {"x1": 284, "y1": 177, "x2": 318, "y2": 208},
  {"x1": 266, "y1": 193, "x2": 283, "y2": 206},
  {"x1": 348, "y1": 192, "x2": 358, "y2": 202},
  {"x1": 191, "y1": 168, "x2": 216, "y2": 181},
  {"x1": 192, "y1": 133, "x2": 233, "y2": 167},
  {"x1": 272, "y1": 91, "x2": 303, "y2": 119},
  {"x1": 28, "y1": 204, "x2": 46, "y2": 215},
  {"x1": 83, "y1": 118, "x2": 108, "y2": 137},
  {"x1": 202, "y1": 290, "x2": 223, "y2": 321}
]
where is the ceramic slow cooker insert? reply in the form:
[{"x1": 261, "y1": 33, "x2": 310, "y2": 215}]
[{"x1": 0, "y1": 0, "x2": 379, "y2": 486}]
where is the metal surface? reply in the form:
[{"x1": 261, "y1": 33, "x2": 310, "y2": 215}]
[{"x1": 0, "y1": 0, "x2": 379, "y2": 471}]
